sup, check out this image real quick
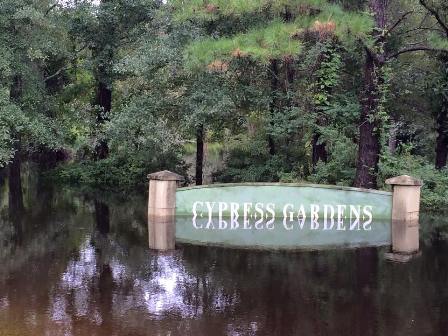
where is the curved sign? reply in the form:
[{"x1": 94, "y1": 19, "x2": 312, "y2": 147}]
[{"x1": 175, "y1": 183, "x2": 392, "y2": 249}]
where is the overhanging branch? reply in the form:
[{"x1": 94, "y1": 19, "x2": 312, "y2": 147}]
[
  {"x1": 43, "y1": 45, "x2": 88, "y2": 82},
  {"x1": 419, "y1": 0, "x2": 448, "y2": 36},
  {"x1": 388, "y1": 46, "x2": 448, "y2": 59},
  {"x1": 386, "y1": 10, "x2": 413, "y2": 35}
]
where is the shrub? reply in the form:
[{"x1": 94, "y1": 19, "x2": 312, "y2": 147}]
[{"x1": 379, "y1": 145, "x2": 448, "y2": 211}]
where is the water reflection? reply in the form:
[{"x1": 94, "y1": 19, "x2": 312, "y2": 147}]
[
  {"x1": 0, "y1": 187, "x2": 448, "y2": 335},
  {"x1": 7, "y1": 153, "x2": 24, "y2": 217},
  {"x1": 177, "y1": 216, "x2": 391, "y2": 249},
  {"x1": 94, "y1": 200, "x2": 110, "y2": 235}
]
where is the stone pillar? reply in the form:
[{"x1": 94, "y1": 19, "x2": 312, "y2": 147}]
[
  {"x1": 147, "y1": 170, "x2": 183, "y2": 250},
  {"x1": 385, "y1": 175, "x2": 422, "y2": 255}
]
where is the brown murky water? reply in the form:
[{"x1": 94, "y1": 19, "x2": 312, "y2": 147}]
[{"x1": 1, "y1": 181, "x2": 448, "y2": 335}]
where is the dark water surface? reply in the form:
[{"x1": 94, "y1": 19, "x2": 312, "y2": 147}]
[{"x1": 1, "y1": 182, "x2": 448, "y2": 335}]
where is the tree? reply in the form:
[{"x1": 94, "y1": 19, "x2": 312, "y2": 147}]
[
  {"x1": 0, "y1": 0, "x2": 67, "y2": 209},
  {"x1": 352, "y1": 0, "x2": 389, "y2": 189},
  {"x1": 301, "y1": 31, "x2": 342, "y2": 169},
  {"x1": 66, "y1": 0, "x2": 160, "y2": 159},
  {"x1": 418, "y1": 0, "x2": 448, "y2": 169},
  {"x1": 353, "y1": 0, "x2": 448, "y2": 188},
  {"x1": 175, "y1": 0, "x2": 373, "y2": 182}
]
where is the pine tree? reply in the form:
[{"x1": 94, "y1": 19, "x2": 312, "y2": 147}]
[{"x1": 173, "y1": 0, "x2": 373, "y2": 182}]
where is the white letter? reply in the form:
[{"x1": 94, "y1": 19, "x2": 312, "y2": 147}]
[
  {"x1": 297, "y1": 205, "x2": 307, "y2": 229},
  {"x1": 310, "y1": 204, "x2": 319, "y2": 230},
  {"x1": 363, "y1": 205, "x2": 373, "y2": 231},
  {"x1": 349, "y1": 205, "x2": 361, "y2": 231},
  {"x1": 192, "y1": 201, "x2": 203, "y2": 229},
  {"x1": 218, "y1": 202, "x2": 228, "y2": 229},
  {"x1": 337, "y1": 205, "x2": 346, "y2": 230},
  {"x1": 323, "y1": 204, "x2": 335, "y2": 230},
  {"x1": 205, "y1": 202, "x2": 216, "y2": 229},
  {"x1": 254, "y1": 203, "x2": 264, "y2": 229},
  {"x1": 230, "y1": 202, "x2": 239, "y2": 229},
  {"x1": 283, "y1": 204, "x2": 294, "y2": 230},
  {"x1": 266, "y1": 203, "x2": 275, "y2": 229},
  {"x1": 243, "y1": 202, "x2": 253, "y2": 229}
]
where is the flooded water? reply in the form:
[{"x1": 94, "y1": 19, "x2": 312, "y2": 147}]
[{"x1": 1, "y1": 180, "x2": 448, "y2": 335}]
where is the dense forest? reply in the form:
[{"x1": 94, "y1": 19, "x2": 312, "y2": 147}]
[{"x1": 1, "y1": 0, "x2": 448, "y2": 210}]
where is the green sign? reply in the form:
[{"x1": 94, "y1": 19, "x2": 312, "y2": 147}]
[{"x1": 175, "y1": 183, "x2": 392, "y2": 249}]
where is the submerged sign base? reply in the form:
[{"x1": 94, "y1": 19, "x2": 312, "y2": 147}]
[
  {"x1": 148, "y1": 172, "x2": 422, "y2": 255},
  {"x1": 174, "y1": 183, "x2": 392, "y2": 250}
]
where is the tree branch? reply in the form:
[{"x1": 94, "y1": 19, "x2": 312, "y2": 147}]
[
  {"x1": 44, "y1": 66, "x2": 69, "y2": 83},
  {"x1": 386, "y1": 10, "x2": 413, "y2": 35},
  {"x1": 45, "y1": 4, "x2": 58, "y2": 16},
  {"x1": 388, "y1": 45, "x2": 448, "y2": 59},
  {"x1": 419, "y1": 0, "x2": 448, "y2": 36},
  {"x1": 44, "y1": 45, "x2": 88, "y2": 82},
  {"x1": 398, "y1": 26, "x2": 446, "y2": 36}
]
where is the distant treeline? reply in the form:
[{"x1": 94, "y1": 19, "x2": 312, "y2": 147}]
[{"x1": 1, "y1": 0, "x2": 448, "y2": 209}]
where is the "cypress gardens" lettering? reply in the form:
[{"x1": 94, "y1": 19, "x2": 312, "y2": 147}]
[{"x1": 191, "y1": 201, "x2": 373, "y2": 231}]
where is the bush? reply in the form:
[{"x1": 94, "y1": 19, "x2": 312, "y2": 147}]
[
  {"x1": 213, "y1": 133, "x2": 301, "y2": 183},
  {"x1": 51, "y1": 152, "x2": 188, "y2": 193},
  {"x1": 379, "y1": 145, "x2": 448, "y2": 211},
  {"x1": 308, "y1": 135, "x2": 357, "y2": 185}
]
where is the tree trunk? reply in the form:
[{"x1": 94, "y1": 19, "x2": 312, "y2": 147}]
[
  {"x1": 435, "y1": 109, "x2": 448, "y2": 169},
  {"x1": 0, "y1": 168, "x2": 5, "y2": 188},
  {"x1": 8, "y1": 146, "x2": 24, "y2": 216},
  {"x1": 8, "y1": 75, "x2": 24, "y2": 216},
  {"x1": 94, "y1": 81, "x2": 112, "y2": 160},
  {"x1": 353, "y1": 54, "x2": 382, "y2": 189},
  {"x1": 312, "y1": 132, "x2": 328, "y2": 169},
  {"x1": 196, "y1": 124, "x2": 204, "y2": 185},
  {"x1": 268, "y1": 59, "x2": 279, "y2": 156},
  {"x1": 388, "y1": 119, "x2": 397, "y2": 154},
  {"x1": 94, "y1": 199, "x2": 110, "y2": 235},
  {"x1": 353, "y1": 0, "x2": 387, "y2": 189},
  {"x1": 285, "y1": 57, "x2": 295, "y2": 90},
  {"x1": 435, "y1": 57, "x2": 448, "y2": 169}
]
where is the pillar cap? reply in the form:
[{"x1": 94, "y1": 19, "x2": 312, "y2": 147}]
[
  {"x1": 148, "y1": 170, "x2": 184, "y2": 181},
  {"x1": 385, "y1": 175, "x2": 422, "y2": 186}
]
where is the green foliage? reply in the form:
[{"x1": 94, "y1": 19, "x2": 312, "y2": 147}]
[
  {"x1": 0, "y1": 86, "x2": 60, "y2": 167},
  {"x1": 52, "y1": 151, "x2": 188, "y2": 192},
  {"x1": 0, "y1": 0, "x2": 68, "y2": 166},
  {"x1": 171, "y1": 0, "x2": 327, "y2": 20},
  {"x1": 107, "y1": 96, "x2": 184, "y2": 156},
  {"x1": 0, "y1": 99, "x2": 16, "y2": 165},
  {"x1": 172, "y1": 0, "x2": 372, "y2": 34},
  {"x1": 184, "y1": 1, "x2": 372, "y2": 68},
  {"x1": 186, "y1": 20, "x2": 303, "y2": 67},
  {"x1": 309, "y1": 42, "x2": 342, "y2": 107},
  {"x1": 428, "y1": 32, "x2": 448, "y2": 50},
  {"x1": 308, "y1": 134, "x2": 357, "y2": 185},
  {"x1": 213, "y1": 134, "x2": 289, "y2": 182},
  {"x1": 379, "y1": 145, "x2": 448, "y2": 211}
]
